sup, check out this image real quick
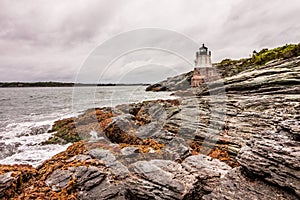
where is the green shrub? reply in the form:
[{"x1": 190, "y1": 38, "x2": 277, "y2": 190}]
[
  {"x1": 216, "y1": 43, "x2": 300, "y2": 78},
  {"x1": 251, "y1": 44, "x2": 299, "y2": 65}
]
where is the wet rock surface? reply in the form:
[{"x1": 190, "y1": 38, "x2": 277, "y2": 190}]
[
  {"x1": 88, "y1": 149, "x2": 130, "y2": 178},
  {"x1": 0, "y1": 143, "x2": 21, "y2": 160},
  {"x1": 202, "y1": 168, "x2": 299, "y2": 200},
  {"x1": 237, "y1": 119, "x2": 300, "y2": 197},
  {"x1": 126, "y1": 154, "x2": 230, "y2": 200},
  {"x1": 1, "y1": 56, "x2": 299, "y2": 199}
]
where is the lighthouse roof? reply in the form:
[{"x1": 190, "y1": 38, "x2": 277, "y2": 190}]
[
  {"x1": 200, "y1": 44, "x2": 208, "y2": 50},
  {"x1": 199, "y1": 44, "x2": 209, "y2": 55}
]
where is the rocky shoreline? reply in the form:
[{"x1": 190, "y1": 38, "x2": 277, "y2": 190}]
[{"x1": 1, "y1": 54, "x2": 300, "y2": 199}]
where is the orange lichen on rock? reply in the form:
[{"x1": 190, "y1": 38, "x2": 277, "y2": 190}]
[
  {"x1": 0, "y1": 164, "x2": 37, "y2": 175},
  {"x1": 76, "y1": 108, "x2": 114, "y2": 125},
  {"x1": 189, "y1": 141, "x2": 201, "y2": 155},
  {"x1": 99, "y1": 118, "x2": 113, "y2": 130},
  {"x1": 119, "y1": 138, "x2": 165, "y2": 153},
  {"x1": 208, "y1": 148, "x2": 239, "y2": 168},
  {"x1": 60, "y1": 159, "x2": 105, "y2": 171},
  {"x1": 135, "y1": 108, "x2": 152, "y2": 125},
  {"x1": 189, "y1": 141, "x2": 239, "y2": 168},
  {"x1": 142, "y1": 138, "x2": 165, "y2": 150},
  {"x1": 0, "y1": 164, "x2": 37, "y2": 199},
  {"x1": 189, "y1": 141, "x2": 211, "y2": 155},
  {"x1": 95, "y1": 108, "x2": 114, "y2": 122},
  {"x1": 209, "y1": 148, "x2": 231, "y2": 162}
]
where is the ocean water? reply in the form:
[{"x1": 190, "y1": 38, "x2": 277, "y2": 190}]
[{"x1": 0, "y1": 86, "x2": 174, "y2": 167}]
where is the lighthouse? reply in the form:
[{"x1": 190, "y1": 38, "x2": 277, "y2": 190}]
[
  {"x1": 191, "y1": 44, "x2": 217, "y2": 87},
  {"x1": 195, "y1": 44, "x2": 212, "y2": 68}
]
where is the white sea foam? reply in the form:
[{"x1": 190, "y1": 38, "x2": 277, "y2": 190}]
[
  {"x1": 0, "y1": 117, "x2": 73, "y2": 167},
  {"x1": 0, "y1": 143, "x2": 71, "y2": 167}
]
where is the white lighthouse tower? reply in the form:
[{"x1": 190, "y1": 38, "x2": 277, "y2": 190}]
[
  {"x1": 195, "y1": 44, "x2": 212, "y2": 68},
  {"x1": 191, "y1": 44, "x2": 217, "y2": 87}
]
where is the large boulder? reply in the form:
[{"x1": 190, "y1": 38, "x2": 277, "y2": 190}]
[
  {"x1": 126, "y1": 155, "x2": 230, "y2": 200},
  {"x1": 46, "y1": 165, "x2": 127, "y2": 200},
  {"x1": 104, "y1": 114, "x2": 141, "y2": 144}
]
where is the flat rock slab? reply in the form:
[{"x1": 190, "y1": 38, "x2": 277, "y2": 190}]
[
  {"x1": 237, "y1": 119, "x2": 300, "y2": 197},
  {"x1": 126, "y1": 155, "x2": 231, "y2": 200},
  {"x1": 203, "y1": 168, "x2": 299, "y2": 200}
]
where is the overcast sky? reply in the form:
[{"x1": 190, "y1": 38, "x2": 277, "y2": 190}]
[{"x1": 1, "y1": 0, "x2": 300, "y2": 83}]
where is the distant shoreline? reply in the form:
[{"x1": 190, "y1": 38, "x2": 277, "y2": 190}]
[{"x1": 0, "y1": 82, "x2": 149, "y2": 88}]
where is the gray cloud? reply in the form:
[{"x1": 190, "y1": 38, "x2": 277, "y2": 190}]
[{"x1": 0, "y1": 0, "x2": 299, "y2": 83}]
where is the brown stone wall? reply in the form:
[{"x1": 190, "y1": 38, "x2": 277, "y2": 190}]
[{"x1": 191, "y1": 67, "x2": 218, "y2": 87}]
